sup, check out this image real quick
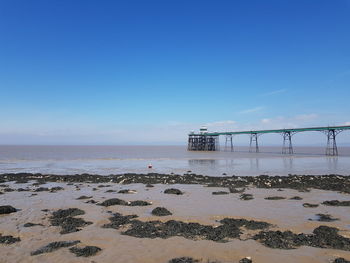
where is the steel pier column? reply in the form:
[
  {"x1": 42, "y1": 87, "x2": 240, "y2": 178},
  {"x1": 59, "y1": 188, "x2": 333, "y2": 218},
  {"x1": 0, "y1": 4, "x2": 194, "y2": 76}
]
[
  {"x1": 325, "y1": 129, "x2": 339, "y2": 156},
  {"x1": 282, "y1": 131, "x2": 294, "y2": 154},
  {"x1": 225, "y1": 135, "x2": 234, "y2": 152},
  {"x1": 249, "y1": 133, "x2": 259, "y2": 153}
]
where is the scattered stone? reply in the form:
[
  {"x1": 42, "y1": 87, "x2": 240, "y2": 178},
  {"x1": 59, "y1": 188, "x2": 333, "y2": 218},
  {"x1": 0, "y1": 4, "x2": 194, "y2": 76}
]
[
  {"x1": 264, "y1": 196, "x2": 286, "y2": 200},
  {"x1": 41, "y1": 209, "x2": 50, "y2": 212},
  {"x1": 105, "y1": 189, "x2": 116, "y2": 193},
  {"x1": 31, "y1": 240, "x2": 80, "y2": 255},
  {"x1": 212, "y1": 191, "x2": 229, "y2": 195},
  {"x1": 50, "y1": 208, "x2": 92, "y2": 234},
  {"x1": 0, "y1": 205, "x2": 17, "y2": 214},
  {"x1": 303, "y1": 203, "x2": 319, "y2": 208},
  {"x1": 0, "y1": 234, "x2": 21, "y2": 244},
  {"x1": 322, "y1": 200, "x2": 350, "y2": 207},
  {"x1": 3, "y1": 188, "x2": 14, "y2": 192},
  {"x1": 118, "y1": 189, "x2": 136, "y2": 194},
  {"x1": 146, "y1": 184, "x2": 154, "y2": 187},
  {"x1": 76, "y1": 196, "x2": 92, "y2": 200},
  {"x1": 152, "y1": 207, "x2": 172, "y2": 216},
  {"x1": 289, "y1": 196, "x2": 303, "y2": 200},
  {"x1": 164, "y1": 188, "x2": 183, "y2": 195},
  {"x1": 240, "y1": 194, "x2": 254, "y2": 200},
  {"x1": 69, "y1": 246, "x2": 101, "y2": 257},
  {"x1": 24, "y1": 222, "x2": 44, "y2": 227},
  {"x1": 168, "y1": 257, "x2": 199, "y2": 263}
]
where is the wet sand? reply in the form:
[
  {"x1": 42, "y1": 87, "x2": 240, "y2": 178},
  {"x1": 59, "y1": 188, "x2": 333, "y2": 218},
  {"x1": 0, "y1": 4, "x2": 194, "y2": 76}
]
[{"x1": 0, "y1": 174, "x2": 350, "y2": 263}]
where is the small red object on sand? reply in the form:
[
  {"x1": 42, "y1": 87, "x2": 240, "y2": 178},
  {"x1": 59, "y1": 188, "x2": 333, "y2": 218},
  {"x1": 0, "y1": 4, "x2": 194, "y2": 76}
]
[{"x1": 148, "y1": 163, "x2": 153, "y2": 169}]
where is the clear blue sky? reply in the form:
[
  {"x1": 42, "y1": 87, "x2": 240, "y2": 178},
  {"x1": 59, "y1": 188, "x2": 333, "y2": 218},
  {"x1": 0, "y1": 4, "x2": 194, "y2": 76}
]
[{"x1": 0, "y1": 0, "x2": 349, "y2": 144}]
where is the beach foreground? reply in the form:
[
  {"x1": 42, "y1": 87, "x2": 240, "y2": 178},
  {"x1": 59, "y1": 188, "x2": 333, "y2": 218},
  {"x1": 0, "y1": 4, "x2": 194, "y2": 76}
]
[{"x1": 0, "y1": 173, "x2": 350, "y2": 263}]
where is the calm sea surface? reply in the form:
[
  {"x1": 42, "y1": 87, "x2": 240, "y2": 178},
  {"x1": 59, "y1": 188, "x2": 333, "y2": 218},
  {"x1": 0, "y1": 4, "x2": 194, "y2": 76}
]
[{"x1": 0, "y1": 145, "x2": 349, "y2": 176}]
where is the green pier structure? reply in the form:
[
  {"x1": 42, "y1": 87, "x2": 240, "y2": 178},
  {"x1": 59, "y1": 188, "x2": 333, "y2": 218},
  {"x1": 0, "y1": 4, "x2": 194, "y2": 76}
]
[{"x1": 187, "y1": 125, "x2": 350, "y2": 156}]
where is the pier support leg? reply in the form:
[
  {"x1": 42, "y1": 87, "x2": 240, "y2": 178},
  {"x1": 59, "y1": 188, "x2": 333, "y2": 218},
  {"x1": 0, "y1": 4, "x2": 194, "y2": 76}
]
[
  {"x1": 325, "y1": 130, "x2": 338, "y2": 156},
  {"x1": 282, "y1": 131, "x2": 294, "y2": 154},
  {"x1": 249, "y1": 133, "x2": 259, "y2": 153},
  {"x1": 225, "y1": 135, "x2": 234, "y2": 152}
]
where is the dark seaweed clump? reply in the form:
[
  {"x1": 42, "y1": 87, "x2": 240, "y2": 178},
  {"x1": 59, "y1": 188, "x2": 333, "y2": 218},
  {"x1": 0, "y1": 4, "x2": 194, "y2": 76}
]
[
  {"x1": 212, "y1": 191, "x2": 229, "y2": 195},
  {"x1": 0, "y1": 234, "x2": 21, "y2": 244},
  {"x1": 31, "y1": 240, "x2": 80, "y2": 255},
  {"x1": 169, "y1": 258, "x2": 199, "y2": 263},
  {"x1": 50, "y1": 208, "x2": 92, "y2": 234},
  {"x1": 24, "y1": 222, "x2": 44, "y2": 227},
  {"x1": 69, "y1": 246, "x2": 101, "y2": 257},
  {"x1": 289, "y1": 196, "x2": 303, "y2": 200},
  {"x1": 311, "y1": 214, "x2": 339, "y2": 222},
  {"x1": 102, "y1": 213, "x2": 138, "y2": 229},
  {"x1": 303, "y1": 203, "x2": 319, "y2": 208},
  {"x1": 102, "y1": 212, "x2": 271, "y2": 242},
  {"x1": 253, "y1": 225, "x2": 350, "y2": 251},
  {"x1": 105, "y1": 189, "x2": 116, "y2": 193},
  {"x1": 164, "y1": 188, "x2": 183, "y2": 195},
  {"x1": 152, "y1": 207, "x2": 172, "y2": 216},
  {"x1": 0, "y1": 205, "x2": 17, "y2": 214},
  {"x1": 129, "y1": 200, "x2": 151, "y2": 206},
  {"x1": 228, "y1": 187, "x2": 245, "y2": 193},
  {"x1": 322, "y1": 200, "x2": 350, "y2": 206},
  {"x1": 98, "y1": 198, "x2": 128, "y2": 206},
  {"x1": 264, "y1": 196, "x2": 286, "y2": 200},
  {"x1": 333, "y1": 258, "x2": 350, "y2": 263},
  {"x1": 121, "y1": 217, "x2": 271, "y2": 242},
  {"x1": 98, "y1": 198, "x2": 151, "y2": 207},
  {"x1": 240, "y1": 194, "x2": 254, "y2": 200},
  {"x1": 168, "y1": 257, "x2": 252, "y2": 263},
  {"x1": 76, "y1": 195, "x2": 92, "y2": 200}
]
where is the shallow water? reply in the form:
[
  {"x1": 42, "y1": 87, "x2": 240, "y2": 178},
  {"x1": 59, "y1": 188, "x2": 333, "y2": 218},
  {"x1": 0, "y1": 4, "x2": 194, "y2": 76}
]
[{"x1": 0, "y1": 145, "x2": 350, "y2": 176}]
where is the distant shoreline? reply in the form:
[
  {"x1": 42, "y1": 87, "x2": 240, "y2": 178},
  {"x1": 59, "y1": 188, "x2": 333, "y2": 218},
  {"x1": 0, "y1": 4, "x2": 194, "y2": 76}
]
[{"x1": 1, "y1": 172, "x2": 349, "y2": 193}]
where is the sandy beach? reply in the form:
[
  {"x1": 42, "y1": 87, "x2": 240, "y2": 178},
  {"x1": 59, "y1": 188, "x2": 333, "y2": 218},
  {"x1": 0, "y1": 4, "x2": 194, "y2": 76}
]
[{"x1": 0, "y1": 173, "x2": 349, "y2": 263}]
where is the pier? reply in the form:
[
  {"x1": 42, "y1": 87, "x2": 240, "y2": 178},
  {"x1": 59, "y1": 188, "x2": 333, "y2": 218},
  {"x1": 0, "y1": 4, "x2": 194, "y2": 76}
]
[{"x1": 187, "y1": 125, "x2": 350, "y2": 156}]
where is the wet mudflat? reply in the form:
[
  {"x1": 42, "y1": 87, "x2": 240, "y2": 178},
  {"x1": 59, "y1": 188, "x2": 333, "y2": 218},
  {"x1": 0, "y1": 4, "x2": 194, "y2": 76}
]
[{"x1": 0, "y1": 173, "x2": 350, "y2": 263}]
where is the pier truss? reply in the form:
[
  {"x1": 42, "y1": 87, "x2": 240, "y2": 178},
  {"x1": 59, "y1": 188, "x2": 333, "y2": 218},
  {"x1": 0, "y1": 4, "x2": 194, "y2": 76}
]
[{"x1": 188, "y1": 125, "x2": 350, "y2": 156}]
